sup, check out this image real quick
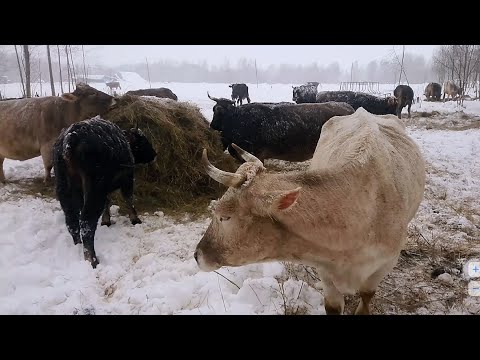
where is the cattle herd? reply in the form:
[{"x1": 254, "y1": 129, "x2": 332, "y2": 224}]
[{"x1": 0, "y1": 78, "x2": 464, "y2": 314}]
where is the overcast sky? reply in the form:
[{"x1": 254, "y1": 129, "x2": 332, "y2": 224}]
[{"x1": 84, "y1": 45, "x2": 440, "y2": 69}]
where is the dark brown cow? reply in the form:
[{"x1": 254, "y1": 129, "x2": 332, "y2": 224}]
[
  {"x1": 106, "y1": 81, "x2": 121, "y2": 91},
  {"x1": 393, "y1": 85, "x2": 414, "y2": 119},
  {"x1": 0, "y1": 83, "x2": 116, "y2": 184},
  {"x1": 424, "y1": 82, "x2": 442, "y2": 101},
  {"x1": 125, "y1": 88, "x2": 178, "y2": 101}
]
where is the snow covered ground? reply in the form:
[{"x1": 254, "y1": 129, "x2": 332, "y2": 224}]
[{"x1": 1, "y1": 75, "x2": 479, "y2": 314}]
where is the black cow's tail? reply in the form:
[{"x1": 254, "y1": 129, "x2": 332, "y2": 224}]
[{"x1": 61, "y1": 128, "x2": 79, "y2": 164}]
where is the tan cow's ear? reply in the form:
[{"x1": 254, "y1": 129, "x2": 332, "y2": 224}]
[
  {"x1": 61, "y1": 93, "x2": 77, "y2": 102},
  {"x1": 269, "y1": 187, "x2": 302, "y2": 212}
]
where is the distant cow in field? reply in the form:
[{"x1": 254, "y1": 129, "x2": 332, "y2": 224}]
[
  {"x1": 0, "y1": 83, "x2": 116, "y2": 184},
  {"x1": 53, "y1": 116, "x2": 157, "y2": 268},
  {"x1": 393, "y1": 85, "x2": 414, "y2": 119},
  {"x1": 125, "y1": 88, "x2": 178, "y2": 101},
  {"x1": 443, "y1": 80, "x2": 462, "y2": 101},
  {"x1": 424, "y1": 82, "x2": 442, "y2": 101},
  {"x1": 106, "y1": 81, "x2": 121, "y2": 92},
  {"x1": 195, "y1": 107, "x2": 426, "y2": 315},
  {"x1": 315, "y1": 91, "x2": 397, "y2": 116},
  {"x1": 207, "y1": 92, "x2": 354, "y2": 163},
  {"x1": 229, "y1": 83, "x2": 251, "y2": 106},
  {"x1": 292, "y1": 82, "x2": 319, "y2": 103}
]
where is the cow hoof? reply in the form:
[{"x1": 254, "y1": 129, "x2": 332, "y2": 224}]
[
  {"x1": 131, "y1": 218, "x2": 142, "y2": 225},
  {"x1": 84, "y1": 253, "x2": 99, "y2": 268},
  {"x1": 73, "y1": 239, "x2": 82, "y2": 245},
  {"x1": 101, "y1": 221, "x2": 112, "y2": 227}
]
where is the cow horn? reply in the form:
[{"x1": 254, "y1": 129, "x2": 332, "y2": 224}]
[
  {"x1": 202, "y1": 149, "x2": 245, "y2": 188},
  {"x1": 207, "y1": 92, "x2": 220, "y2": 103},
  {"x1": 230, "y1": 143, "x2": 264, "y2": 168}
]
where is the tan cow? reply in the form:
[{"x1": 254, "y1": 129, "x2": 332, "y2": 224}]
[
  {"x1": 195, "y1": 107, "x2": 426, "y2": 315},
  {"x1": 0, "y1": 83, "x2": 116, "y2": 184},
  {"x1": 443, "y1": 80, "x2": 462, "y2": 101}
]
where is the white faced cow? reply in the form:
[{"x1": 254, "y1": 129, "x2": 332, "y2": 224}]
[
  {"x1": 0, "y1": 83, "x2": 116, "y2": 184},
  {"x1": 195, "y1": 107, "x2": 426, "y2": 315}
]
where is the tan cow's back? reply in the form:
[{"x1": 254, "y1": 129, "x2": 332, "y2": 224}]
[
  {"x1": 310, "y1": 107, "x2": 425, "y2": 223},
  {"x1": 0, "y1": 97, "x2": 71, "y2": 160}
]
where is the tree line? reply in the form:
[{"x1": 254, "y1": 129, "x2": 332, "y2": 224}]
[{"x1": 1, "y1": 46, "x2": 479, "y2": 97}]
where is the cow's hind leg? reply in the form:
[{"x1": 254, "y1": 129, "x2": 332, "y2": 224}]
[
  {"x1": 407, "y1": 102, "x2": 412, "y2": 118},
  {"x1": 80, "y1": 179, "x2": 107, "y2": 268},
  {"x1": 120, "y1": 174, "x2": 142, "y2": 225},
  {"x1": 355, "y1": 258, "x2": 398, "y2": 315},
  {"x1": 55, "y1": 159, "x2": 83, "y2": 245},
  {"x1": 40, "y1": 142, "x2": 55, "y2": 184},
  {"x1": 0, "y1": 157, "x2": 5, "y2": 183},
  {"x1": 101, "y1": 196, "x2": 112, "y2": 226}
]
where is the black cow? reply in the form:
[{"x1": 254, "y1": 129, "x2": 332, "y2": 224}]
[
  {"x1": 53, "y1": 116, "x2": 157, "y2": 268},
  {"x1": 229, "y1": 83, "x2": 251, "y2": 106},
  {"x1": 316, "y1": 91, "x2": 397, "y2": 116},
  {"x1": 393, "y1": 85, "x2": 414, "y2": 119},
  {"x1": 292, "y1": 82, "x2": 319, "y2": 104},
  {"x1": 207, "y1": 93, "x2": 354, "y2": 163},
  {"x1": 424, "y1": 82, "x2": 442, "y2": 101}
]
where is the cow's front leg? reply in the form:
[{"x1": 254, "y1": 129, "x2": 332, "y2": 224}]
[{"x1": 120, "y1": 174, "x2": 142, "y2": 225}]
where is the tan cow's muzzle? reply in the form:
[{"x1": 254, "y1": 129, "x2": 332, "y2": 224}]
[{"x1": 194, "y1": 248, "x2": 221, "y2": 272}]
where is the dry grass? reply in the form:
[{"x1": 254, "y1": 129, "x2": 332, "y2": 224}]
[{"x1": 406, "y1": 110, "x2": 480, "y2": 131}]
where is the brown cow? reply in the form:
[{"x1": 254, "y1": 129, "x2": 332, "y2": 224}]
[
  {"x1": 195, "y1": 107, "x2": 426, "y2": 315},
  {"x1": 125, "y1": 88, "x2": 178, "y2": 101},
  {"x1": 0, "y1": 83, "x2": 116, "y2": 184},
  {"x1": 106, "y1": 81, "x2": 121, "y2": 92}
]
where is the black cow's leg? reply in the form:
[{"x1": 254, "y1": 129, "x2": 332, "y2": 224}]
[
  {"x1": 55, "y1": 159, "x2": 83, "y2": 245},
  {"x1": 101, "y1": 196, "x2": 112, "y2": 226},
  {"x1": 120, "y1": 173, "x2": 142, "y2": 225},
  {"x1": 80, "y1": 178, "x2": 107, "y2": 268},
  {"x1": 407, "y1": 102, "x2": 412, "y2": 118},
  {"x1": 0, "y1": 157, "x2": 5, "y2": 183},
  {"x1": 247, "y1": 96, "x2": 251, "y2": 103}
]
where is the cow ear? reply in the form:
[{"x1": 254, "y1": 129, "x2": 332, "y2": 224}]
[
  {"x1": 61, "y1": 93, "x2": 77, "y2": 102},
  {"x1": 268, "y1": 187, "x2": 302, "y2": 213}
]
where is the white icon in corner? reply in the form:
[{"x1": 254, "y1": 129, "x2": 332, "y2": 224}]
[
  {"x1": 467, "y1": 261, "x2": 480, "y2": 278},
  {"x1": 468, "y1": 281, "x2": 480, "y2": 297}
]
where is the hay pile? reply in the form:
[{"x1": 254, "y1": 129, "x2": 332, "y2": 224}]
[{"x1": 103, "y1": 94, "x2": 237, "y2": 215}]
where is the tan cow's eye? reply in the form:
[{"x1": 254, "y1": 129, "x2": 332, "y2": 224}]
[{"x1": 220, "y1": 216, "x2": 231, "y2": 222}]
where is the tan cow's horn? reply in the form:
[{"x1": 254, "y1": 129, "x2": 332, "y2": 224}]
[
  {"x1": 230, "y1": 143, "x2": 264, "y2": 168},
  {"x1": 202, "y1": 149, "x2": 245, "y2": 188}
]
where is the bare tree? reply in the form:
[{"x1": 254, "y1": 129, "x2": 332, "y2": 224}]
[
  {"x1": 65, "y1": 45, "x2": 72, "y2": 92},
  {"x1": 68, "y1": 45, "x2": 77, "y2": 85},
  {"x1": 14, "y1": 45, "x2": 26, "y2": 97},
  {"x1": 46, "y1": 45, "x2": 55, "y2": 96},
  {"x1": 56, "y1": 45, "x2": 64, "y2": 94},
  {"x1": 23, "y1": 45, "x2": 31, "y2": 98},
  {"x1": 433, "y1": 45, "x2": 480, "y2": 104}
]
